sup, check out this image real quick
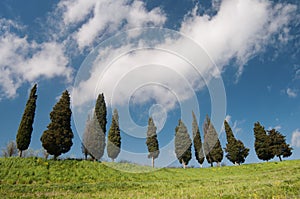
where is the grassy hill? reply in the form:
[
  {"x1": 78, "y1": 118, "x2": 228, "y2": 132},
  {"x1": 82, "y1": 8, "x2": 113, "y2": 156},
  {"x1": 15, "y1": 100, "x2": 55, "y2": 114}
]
[{"x1": 0, "y1": 158, "x2": 299, "y2": 198}]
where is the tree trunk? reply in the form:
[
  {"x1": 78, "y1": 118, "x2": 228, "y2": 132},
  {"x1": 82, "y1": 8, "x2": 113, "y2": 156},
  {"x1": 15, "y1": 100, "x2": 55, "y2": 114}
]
[
  {"x1": 200, "y1": 164, "x2": 203, "y2": 168},
  {"x1": 152, "y1": 157, "x2": 154, "y2": 168},
  {"x1": 112, "y1": 158, "x2": 115, "y2": 162},
  {"x1": 54, "y1": 155, "x2": 57, "y2": 160},
  {"x1": 19, "y1": 150, "x2": 22, "y2": 158},
  {"x1": 279, "y1": 156, "x2": 282, "y2": 162},
  {"x1": 217, "y1": 162, "x2": 220, "y2": 167},
  {"x1": 210, "y1": 162, "x2": 213, "y2": 167},
  {"x1": 182, "y1": 161, "x2": 186, "y2": 169}
]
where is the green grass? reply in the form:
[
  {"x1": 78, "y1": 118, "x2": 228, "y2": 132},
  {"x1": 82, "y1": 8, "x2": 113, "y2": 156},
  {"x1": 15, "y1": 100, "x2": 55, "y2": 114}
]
[{"x1": 0, "y1": 158, "x2": 299, "y2": 198}]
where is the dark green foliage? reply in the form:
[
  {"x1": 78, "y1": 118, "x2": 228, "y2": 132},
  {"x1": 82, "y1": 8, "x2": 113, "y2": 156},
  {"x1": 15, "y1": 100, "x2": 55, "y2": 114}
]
[
  {"x1": 192, "y1": 112, "x2": 205, "y2": 167},
  {"x1": 82, "y1": 112, "x2": 105, "y2": 160},
  {"x1": 268, "y1": 129, "x2": 293, "y2": 161},
  {"x1": 107, "y1": 109, "x2": 121, "y2": 162},
  {"x1": 253, "y1": 122, "x2": 274, "y2": 161},
  {"x1": 203, "y1": 115, "x2": 223, "y2": 167},
  {"x1": 95, "y1": 93, "x2": 107, "y2": 135},
  {"x1": 224, "y1": 120, "x2": 249, "y2": 165},
  {"x1": 146, "y1": 117, "x2": 159, "y2": 167},
  {"x1": 40, "y1": 90, "x2": 73, "y2": 159},
  {"x1": 175, "y1": 120, "x2": 192, "y2": 168},
  {"x1": 16, "y1": 84, "x2": 37, "y2": 157}
]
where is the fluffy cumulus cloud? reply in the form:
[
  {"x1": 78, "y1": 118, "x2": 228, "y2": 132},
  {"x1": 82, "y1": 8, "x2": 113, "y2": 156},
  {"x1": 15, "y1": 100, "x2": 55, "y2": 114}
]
[
  {"x1": 180, "y1": 0, "x2": 297, "y2": 79},
  {"x1": 57, "y1": 0, "x2": 166, "y2": 49},
  {"x1": 0, "y1": 19, "x2": 72, "y2": 99},
  {"x1": 72, "y1": 0, "x2": 297, "y2": 112},
  {"x1": 291, "y1": 129, "x2": 300, "y2": 147}
]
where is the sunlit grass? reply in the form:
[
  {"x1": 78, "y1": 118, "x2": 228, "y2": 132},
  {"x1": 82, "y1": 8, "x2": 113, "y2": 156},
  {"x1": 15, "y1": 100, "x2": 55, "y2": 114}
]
[{"x1": 0, "y1": 157, "x2": 299, "y2": 198}]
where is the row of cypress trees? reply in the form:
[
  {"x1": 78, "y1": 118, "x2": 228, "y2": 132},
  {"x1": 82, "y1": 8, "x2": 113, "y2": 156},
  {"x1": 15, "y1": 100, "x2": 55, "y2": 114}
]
[
  {"x1": 254, "y1": 122, "x2": 292, "y2": 162},
  {"x1": 172, "y1": 113, "x2": 249, "y2": 168},
  {"x1": 16, "y1": 84, "x2": 74, "y2": 159},
  {"x1": 15, "y1": 84, "x2": 293, "y2": 166},
  {"x1": 81, "y1": 94, "x2": 121, "y2": 162}
]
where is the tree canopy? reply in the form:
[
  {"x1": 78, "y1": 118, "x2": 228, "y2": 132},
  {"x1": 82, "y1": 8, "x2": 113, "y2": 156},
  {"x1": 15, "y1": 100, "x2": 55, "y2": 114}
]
[
  {"x1": 107, "y1": 109, "x2": 121, "y2": 162},
  {"x1": 146, "y1": 117, "x2": 160, "y2": 168},
  {"x1": 224, "y1": 120, "x2": 249, "y2": 165},
  {"x1": 40, "y1": 90, "x2": 73, "y2": 159},
  {"x1": 192, "y1": 112, "x2": 205, "y2": 167},
  {"x1": 203, "y1": 115, "x2": 223, "y2": 167},
  {"x1": 16, "y1": 84, "x2": 37, "y2": 157},
  {"x1": 175, "y1": 120, "x2": 192, "y2": 169}
]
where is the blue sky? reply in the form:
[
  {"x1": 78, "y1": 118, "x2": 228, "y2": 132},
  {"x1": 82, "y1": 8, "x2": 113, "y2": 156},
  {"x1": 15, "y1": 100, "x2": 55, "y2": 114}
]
[{"x1": 0, "y1": 0, "x2": 299, "y2": 168}]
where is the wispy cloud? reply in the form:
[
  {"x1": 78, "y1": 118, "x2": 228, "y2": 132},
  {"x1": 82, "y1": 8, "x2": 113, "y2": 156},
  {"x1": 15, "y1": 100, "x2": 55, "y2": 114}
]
[
  {"x1": 291, "y1": 129, "x2": 300, "y2": 147},
  {"x1": 56, "y1": 0, "x2": 166, "y2": 49},
  {"x1": 287, "y1": 88, "x2": 297, "y2": 98},
  {"x1": 268, "y1": 125, "x2": 282, "y2": 131}
]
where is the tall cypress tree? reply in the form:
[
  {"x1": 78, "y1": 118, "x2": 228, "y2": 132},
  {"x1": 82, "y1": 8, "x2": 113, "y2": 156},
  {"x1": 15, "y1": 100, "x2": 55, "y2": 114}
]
[
  {"x1": 107, "y1": 109, "x2": 121, "y2": 162},
  {"x1": 40, "y1": 90, "x2": 73, "y2": 159},
  {"x1": 175, "y1": 120, "x2": 192, "y2": 169},
  {"x1": 146, "y1": 117, "x2": 160, "y2": 168},
  {"x1": 203, "y1": 115, "x2": 223, "y2": 167},
  {"x1": 95, "y1": 93, "x2": 107, "y2": 135},
  {"x1": 268, "y1": 129, "x2": 293, "y2": 161},
  {"x1": 82, "y1": 112, "x2": 105, "y2": 160},
  {"x1": 16, "y1": 84, "x2": 37, "y2": 157},
  {"x1": 224, "y1": 120, "x2": 249, "y2": 165},
  {"x1": 253, "y1": 122, "x2": 274, "y2": 161},
  {"x1": 192, "y1": 112, "x2": 205, "y2": 167}
]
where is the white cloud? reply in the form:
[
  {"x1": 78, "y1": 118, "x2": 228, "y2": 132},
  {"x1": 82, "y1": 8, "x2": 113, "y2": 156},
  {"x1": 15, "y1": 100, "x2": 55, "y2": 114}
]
[
  {"x1": 223, "y1": 115, "x2": 242, "y2": 136},
  {"x1": 71, "y1": 0, "x2": 297, "y2": 114},
  {"x1": 287, "y1": 88, "x2": 297, "y2": 98},
  {"x1": 57, "y1": 0, "x2": 166, "y2": 49},
  {"x1": 291, "y1": 129, "x2": 300, "y2": 147},
  {"x1": 0, "y1": 19, "x2": 73, "y2": 99},
  {"x1": 268, "y1": 125, "x2": 282, "y2": 131},
  {"x1": 225, "y1": 115, "x2": 231, "y2": 123},
  {"x1": 180, "y1": 0, "x2": 297, "y2": 79}
]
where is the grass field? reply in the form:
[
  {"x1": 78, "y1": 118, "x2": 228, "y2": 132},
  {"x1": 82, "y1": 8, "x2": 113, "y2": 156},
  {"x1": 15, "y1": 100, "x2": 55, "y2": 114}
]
[{"x1": 0, "y1": 157, "x2": 299, "y2": 198}]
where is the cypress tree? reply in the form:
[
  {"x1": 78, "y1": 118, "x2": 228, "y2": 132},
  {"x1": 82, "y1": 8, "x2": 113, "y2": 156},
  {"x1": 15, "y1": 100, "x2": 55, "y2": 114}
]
[
  {"x1": 146, "y1": 117, "x2": 160, "y2": 168},
  {"x1": 107, "y1": 109, "x2": 121, "y2": 162},
  {"x1": 40, "y1": 90, "x2": 73, "y2": 160},
  {"x1": 268, "y1": 129, "x2": 293, "y2": 161},
  {"x1": 224, "y1": 120, "x2": 249, "y2": 165},
  {"x1": 192, "y1": 112, "x2": 205, "y2": 167},
  {"x1": 82, "y1": 112, "x2": 105, "y2": 160},
  {"x1": 253, "y1": 122, "x2": 274, "y2": 161},
  {"x1": 16, "y1": 84, "x2": 37, "y2": 157},
  {"x1": 95, "y1": 93, "x2": 107, "y2": 135},
  {"x1": 175, "y1": 120, "x2": 192, "y2": 169},
  {"x1": 203, "y1": 115, "x2": 223, "y2": 167}
]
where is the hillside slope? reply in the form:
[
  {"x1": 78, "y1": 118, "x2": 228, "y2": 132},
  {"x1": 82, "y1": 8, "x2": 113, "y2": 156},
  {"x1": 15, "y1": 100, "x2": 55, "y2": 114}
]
[{"x1": 0, "y1": 158, "x2": 299, "y2": 198}]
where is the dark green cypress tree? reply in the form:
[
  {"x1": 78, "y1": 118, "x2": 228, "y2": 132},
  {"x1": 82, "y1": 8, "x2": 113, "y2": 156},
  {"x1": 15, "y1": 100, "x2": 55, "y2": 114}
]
[
  {"x1": 192, "y1": 112, "x2": 205, "y2": 167},
  {"x1": 40, "y1": 90, "x2": 73, "y2": 160},
  {"x1": 175, "y1": 120, "x2": 192, "y2": 169},
  {"x1": 203, "y1": 115, "x2": 223, "y2": 167},
  {"x1": 82, "y1": 112, "x2": 105, "y2": 160},
  {"x1": 146, "y1": 117, "x2": 160, "y2": 168},
  {"x1": 224, "y1": 120, "x2": 249, "y2": 165},
  {"x1": 107, "y1": 109, "x2": 121, "y2": 162},
  {"x1": 268, "y1": 129, "x2": 293, "y2": 161},
  {"x1": 95, "y1": 93, "x2": 107, "y2": 135},
  {"x1": 16, "y1": 84, "x2": 37, "y2": 157},
  {"x1": 253, "y1": 122, "x2": 274, "y2": 161}
]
